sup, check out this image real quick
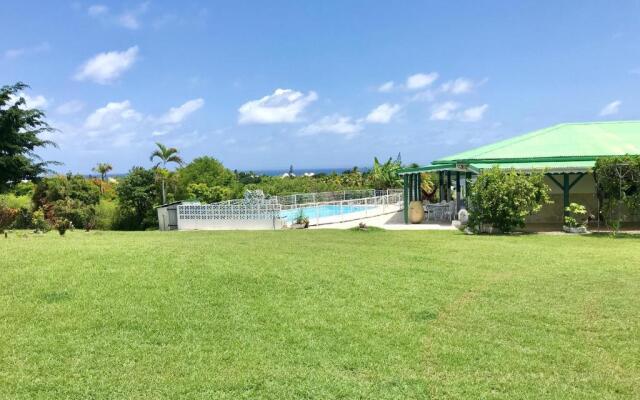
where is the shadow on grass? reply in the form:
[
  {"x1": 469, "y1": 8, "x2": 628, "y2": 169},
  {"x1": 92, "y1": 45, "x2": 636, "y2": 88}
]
[{"x1": 584, "y1": 232, "x2": 640, "y2": 240}]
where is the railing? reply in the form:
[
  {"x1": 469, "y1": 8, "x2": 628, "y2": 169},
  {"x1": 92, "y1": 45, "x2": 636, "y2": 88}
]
[
  {"x1": 280, "y1": 191, "x2": 404, "y2": 226},
  {"x1": 175, "y1": 189, "x2": 404, "y2": 230}
]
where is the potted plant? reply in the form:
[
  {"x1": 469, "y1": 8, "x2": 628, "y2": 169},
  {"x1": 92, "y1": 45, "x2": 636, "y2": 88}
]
[
  {"x1": 291, "y1": 209, "x2": 309, "y2": 229},
  {"x1": 563, "y1": 202, "x2": 589, "y2": 234}
]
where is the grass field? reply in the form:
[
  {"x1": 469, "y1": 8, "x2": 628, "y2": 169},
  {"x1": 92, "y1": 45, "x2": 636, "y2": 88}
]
[{"x1": 1, "y1": 230, "x2": 639, "y2": 399}]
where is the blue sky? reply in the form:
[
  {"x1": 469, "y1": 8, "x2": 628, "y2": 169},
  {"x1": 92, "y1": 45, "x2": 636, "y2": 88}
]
[{"x1": 2, "y1": 1, "x2": 640, "y2": 173}]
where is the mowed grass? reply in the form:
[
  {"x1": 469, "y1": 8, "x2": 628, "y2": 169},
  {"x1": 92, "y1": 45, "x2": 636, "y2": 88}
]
[{"x1": 1, "y1": 230, "x2": 639, "y2": 399}]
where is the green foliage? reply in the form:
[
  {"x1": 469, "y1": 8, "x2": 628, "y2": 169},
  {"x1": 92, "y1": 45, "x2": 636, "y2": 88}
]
[
  {"x1": 33, "y1": 174, "x2": 100, "y2": 208},
  {"x1": 31, "y1": 174, "x2": 100, "y2": 230},
  {"x1": 564, "y1": 202, "x2": 588, "y2": 228},
  {"x1": 13, "y1": 181, "x2": 35, "y2": 196},
  {"x1": 594, "y1": 155, "x2": 640, "y2": 233},
  {"x1": 31, "y1": 208, "x2": 50, "y2": 233},
  {"x1": 116, "y1": 167, "x2": 158, "y2": 230},
  {"x1": 0, "y1": 205, "x2": 18, "y2": 233},
  {"x1": 54, "y1": 218, "x2": 72, "y2": 236},
  {"x1": 178, "y1": 156, "x2": 239, "y2": 194},
  {"x1": 467, "y1": 166, "x2": 551, "y2": 233},
  {"x1": 368, "y1": 156, "x2": 402, "y2": 189},
  {"x1": 294, "y1": 209, "x2": 309, "y2": 227},
  {"x1": 186, "y1": 183, "x2": 233, "y2": 203},
  {"x1": 51, "y1": 198, "x2": 96, "y2": 230},
  {"x1": 151, "y1": 142, "x2": 184, "y2": 204},
  {"x1": 95, "y1": 200, "x2": 118, "y2": 230},
  {"x1": 0, "y1": 82, "x2": 58, "y2": 191},
  {"x1": 0, "y1": 193, "x2": 32, "y2": 209}
]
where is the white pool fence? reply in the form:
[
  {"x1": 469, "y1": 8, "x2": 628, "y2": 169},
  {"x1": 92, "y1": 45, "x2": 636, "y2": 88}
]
[{"x1": 173, "y1": 189, "x2": 403, "y2": 230}]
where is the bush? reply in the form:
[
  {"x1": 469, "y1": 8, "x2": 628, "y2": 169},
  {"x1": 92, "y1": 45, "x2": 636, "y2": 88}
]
[
  {"x1": 95, "y1": 200, "x2": 118, "y2": 230},
  {"x1": 50, "y1": 198, "x2": 96, "y2": 230},
  {"x1": 54, "y1": 218, "x2": 72, "y2": 236},
  {"x1": 594, "y1": 155, "x2": 640, "y2": 233},
  {"x1": 564, "y1": 203, "x2": 588, "y2": 228},
  {"x1": 31, "y1": 209, "x2": 51, "y2": 233},
  {"x1": 467, "y1": 167, "x2": 551, "y2": 233},
  {"x1": 0, "y1": 193, "x2": 32, "y2": 209},
  {"x1": 116, "y1": 167, "x2": 158, "y2": 230},
  {"x1": 13, "y1": 207, "x2": 33, "y2": 229},
  {"x1": 0, "y1": 205, "x2": 18, "y2": 233},
  {"x1": 186, "y1": 183, "x2": 233, "y2": 203},
  {"x1": 13, "y1": 181, "x2": 35, "y2": 197}
]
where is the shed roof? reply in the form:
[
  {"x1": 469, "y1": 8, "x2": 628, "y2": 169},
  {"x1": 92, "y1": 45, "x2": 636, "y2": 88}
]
[
  {"x1": 436, "y1": 121, "x2": 640, "y2": 163},
  {"x1": 399, "y1": 121, "x2": 640, "y2": 174}
]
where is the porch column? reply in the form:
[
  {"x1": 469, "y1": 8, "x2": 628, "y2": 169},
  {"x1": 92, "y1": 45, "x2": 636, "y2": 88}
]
[
  {"x1": 416, "y1": 173, "x2": 422, "y2": 201},
  {"x1": 563, "y1": 173, "x2": 570, "y2": 218},
  {"x1": 446, "y1": 171, "x2": 452, "y2": 202},
  {"x1": 403, "y1": 174, "x2": 409, "y2": 224},
  {"x1": 546, "y1": 173, "x2": 587, "y2": 221},
  {"x1": 455, "y1": 171, "x2": 461, "y2": 212}
]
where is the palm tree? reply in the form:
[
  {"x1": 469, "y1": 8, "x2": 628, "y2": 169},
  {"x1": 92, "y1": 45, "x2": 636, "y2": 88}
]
[
  {"x1": 150, "y1": 142, "x2": 184, "y2": 204},
  {"x1": 93, "y1": 163, "x2": 113, "y2": 181},
  {"x1": 92, "y1": 162, "x2": 113, "y2": 194}
]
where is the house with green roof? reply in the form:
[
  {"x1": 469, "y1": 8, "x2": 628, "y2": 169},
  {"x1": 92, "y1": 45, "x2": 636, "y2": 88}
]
[{"x1": 398, "y1": 121, "x2": 640, "y2": 225}]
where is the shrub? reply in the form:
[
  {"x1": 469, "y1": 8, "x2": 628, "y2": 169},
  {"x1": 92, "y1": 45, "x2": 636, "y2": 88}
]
[
  {"x1": 95, "y1": 200, "x2": 118, "y2": 230},
  {"x1": 467, "y1": 167, "x2": 551, "y2": 233},
  {"x1": 13, "y1": 181, "x2": 35, "y2": 197},
  {"x1": 31, "y1": 209, "x2": 51, "y2": 233},
  {"x1": 564, "y1": 203, "x2": 588, "y2": 228},
  {"x1": 594, "y1": 155, "x2": 640, "y2": 233},
  {"x1": 116, "y1": 167, "x2": 158, "y2": 230},
  {"x1": 186, "y1": 183, "x2": 233, "y2": 203},
  {"x1": 0, "y1": 205, "x2": 18, "y2": 233},
  {"x1": 51, "y1": 198, "x2": 96, "y2": 230},
  {"x1": 13, "y1": 207, "x2": 33, "y2": 229},
  {"x1": 0, "y1": 193, "x2": 32, "y2": 209},
  {"x1": 54, "y1": 218, "x2": 72, "y2": 236}
]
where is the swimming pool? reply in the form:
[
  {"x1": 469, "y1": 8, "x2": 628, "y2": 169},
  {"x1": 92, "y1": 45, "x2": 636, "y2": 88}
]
[{"x1": 280, "y1": 204, "x2": 372, "y2": 223}]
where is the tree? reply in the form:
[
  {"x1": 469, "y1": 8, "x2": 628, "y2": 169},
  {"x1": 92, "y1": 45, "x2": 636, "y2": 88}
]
[
  {"x1": 594, "y1": 155, "x2": 640, "y2": 233},
  {"x1": 93, "y1": 162, "x2": 113, "y2": 194},
  {"x1": 368, "y1": 156, "x2": 402, "y2": 189},
  {"x1": 116, "y1": 167, "x2": 157, "y2": 229},
  {"x1": 0, "y1": 82, "x2": 59, "y2": 191},
  {"x1": 467, "y1": 166, "x2": 551, "y2": 233},
  {"x1": 93, "y1": 163, "x2": 113, "y2": 181},
  {"x1": 177, "y1": 156, "x2": 239, "y2": 200},
  {"x1": 150, "y1": 142, "x2": 183, "y2": 204}
]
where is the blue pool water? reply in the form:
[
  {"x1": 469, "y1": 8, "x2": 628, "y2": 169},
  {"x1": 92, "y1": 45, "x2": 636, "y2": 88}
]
[{"x1": 280, "y1": 205, "x2": 371, "y2": 222}]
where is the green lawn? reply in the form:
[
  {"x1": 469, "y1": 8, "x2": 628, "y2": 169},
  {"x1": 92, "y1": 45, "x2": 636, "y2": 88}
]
[{"x1": 1, "y1": 230, "x2": 639, "y2": 399}]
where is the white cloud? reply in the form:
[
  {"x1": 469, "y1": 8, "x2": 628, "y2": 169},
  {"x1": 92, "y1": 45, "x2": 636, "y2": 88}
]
[
  {"x1": 157, "y1": 98, "x2": 204, "y2": 124},
  {"x1": 84, "y1": 100, "x2": 142, "y2": 132},
  {"x1": 118, "y1": 13, "x2": 139, "y2": 29},
  {"x1": 599, "y1": 100, "x2": 621, "y2": 116},
  {"x1": 300, "y1": 115, "x2": 363, "y2": 137},
  {"x1": 365, "y1": 103, "x2": 401, "y2": 124},
  {"x1": 460, "y1": 104, "x2": 489, "y2": 122},
  {"x1": 238, "y1": 88, "x2": 318, "y2": 124},
  {"x1": 3, "y1": 42, "x2": 50, "y2": 60},
  {"x1": 8, "y1": 93, "x2": 49, "y2": 109},
  {"x1": 430, "y1": 101, "x2": 460, "y2": 121},
  {"x1": 87, "y1": 4, "x2": 108, "y2": 17},
  {"x1": 406, "y1": 72, "x2": 439, "y2": 90},
  {"x1": 441, "y1": 78, "x2": 473, "y2": 95},
  {"x1": 377, "y1": 81, "x2": 395, "y2": 93},
  {"x1": 440, "y1": 77, "x2": 487, "y2": 95},
  {"x1": 56, "y1": 100, "x2": 85, "y2": 115},
  {"x1": 74, "y1": 46, "x2": 139, "y2": 84}
]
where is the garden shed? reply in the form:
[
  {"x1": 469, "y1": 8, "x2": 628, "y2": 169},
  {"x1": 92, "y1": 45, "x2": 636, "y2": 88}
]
[{"x1": 399, "y1": 121, "x2": 640, "y2": 225}]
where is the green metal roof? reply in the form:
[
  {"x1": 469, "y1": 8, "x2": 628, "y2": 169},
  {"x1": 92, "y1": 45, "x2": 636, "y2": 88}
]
[
  {"x1": 399, "y1": 121, "x2": 640, "y2": 174},
  {"x1": 435, "y1": 121, "x2": 640, "y2": 163}
]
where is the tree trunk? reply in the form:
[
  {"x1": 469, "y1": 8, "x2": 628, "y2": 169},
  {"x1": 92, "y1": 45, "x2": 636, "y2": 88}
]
[{"x1": 161, "y1": 179, "x2": 166, "y2": 204}]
